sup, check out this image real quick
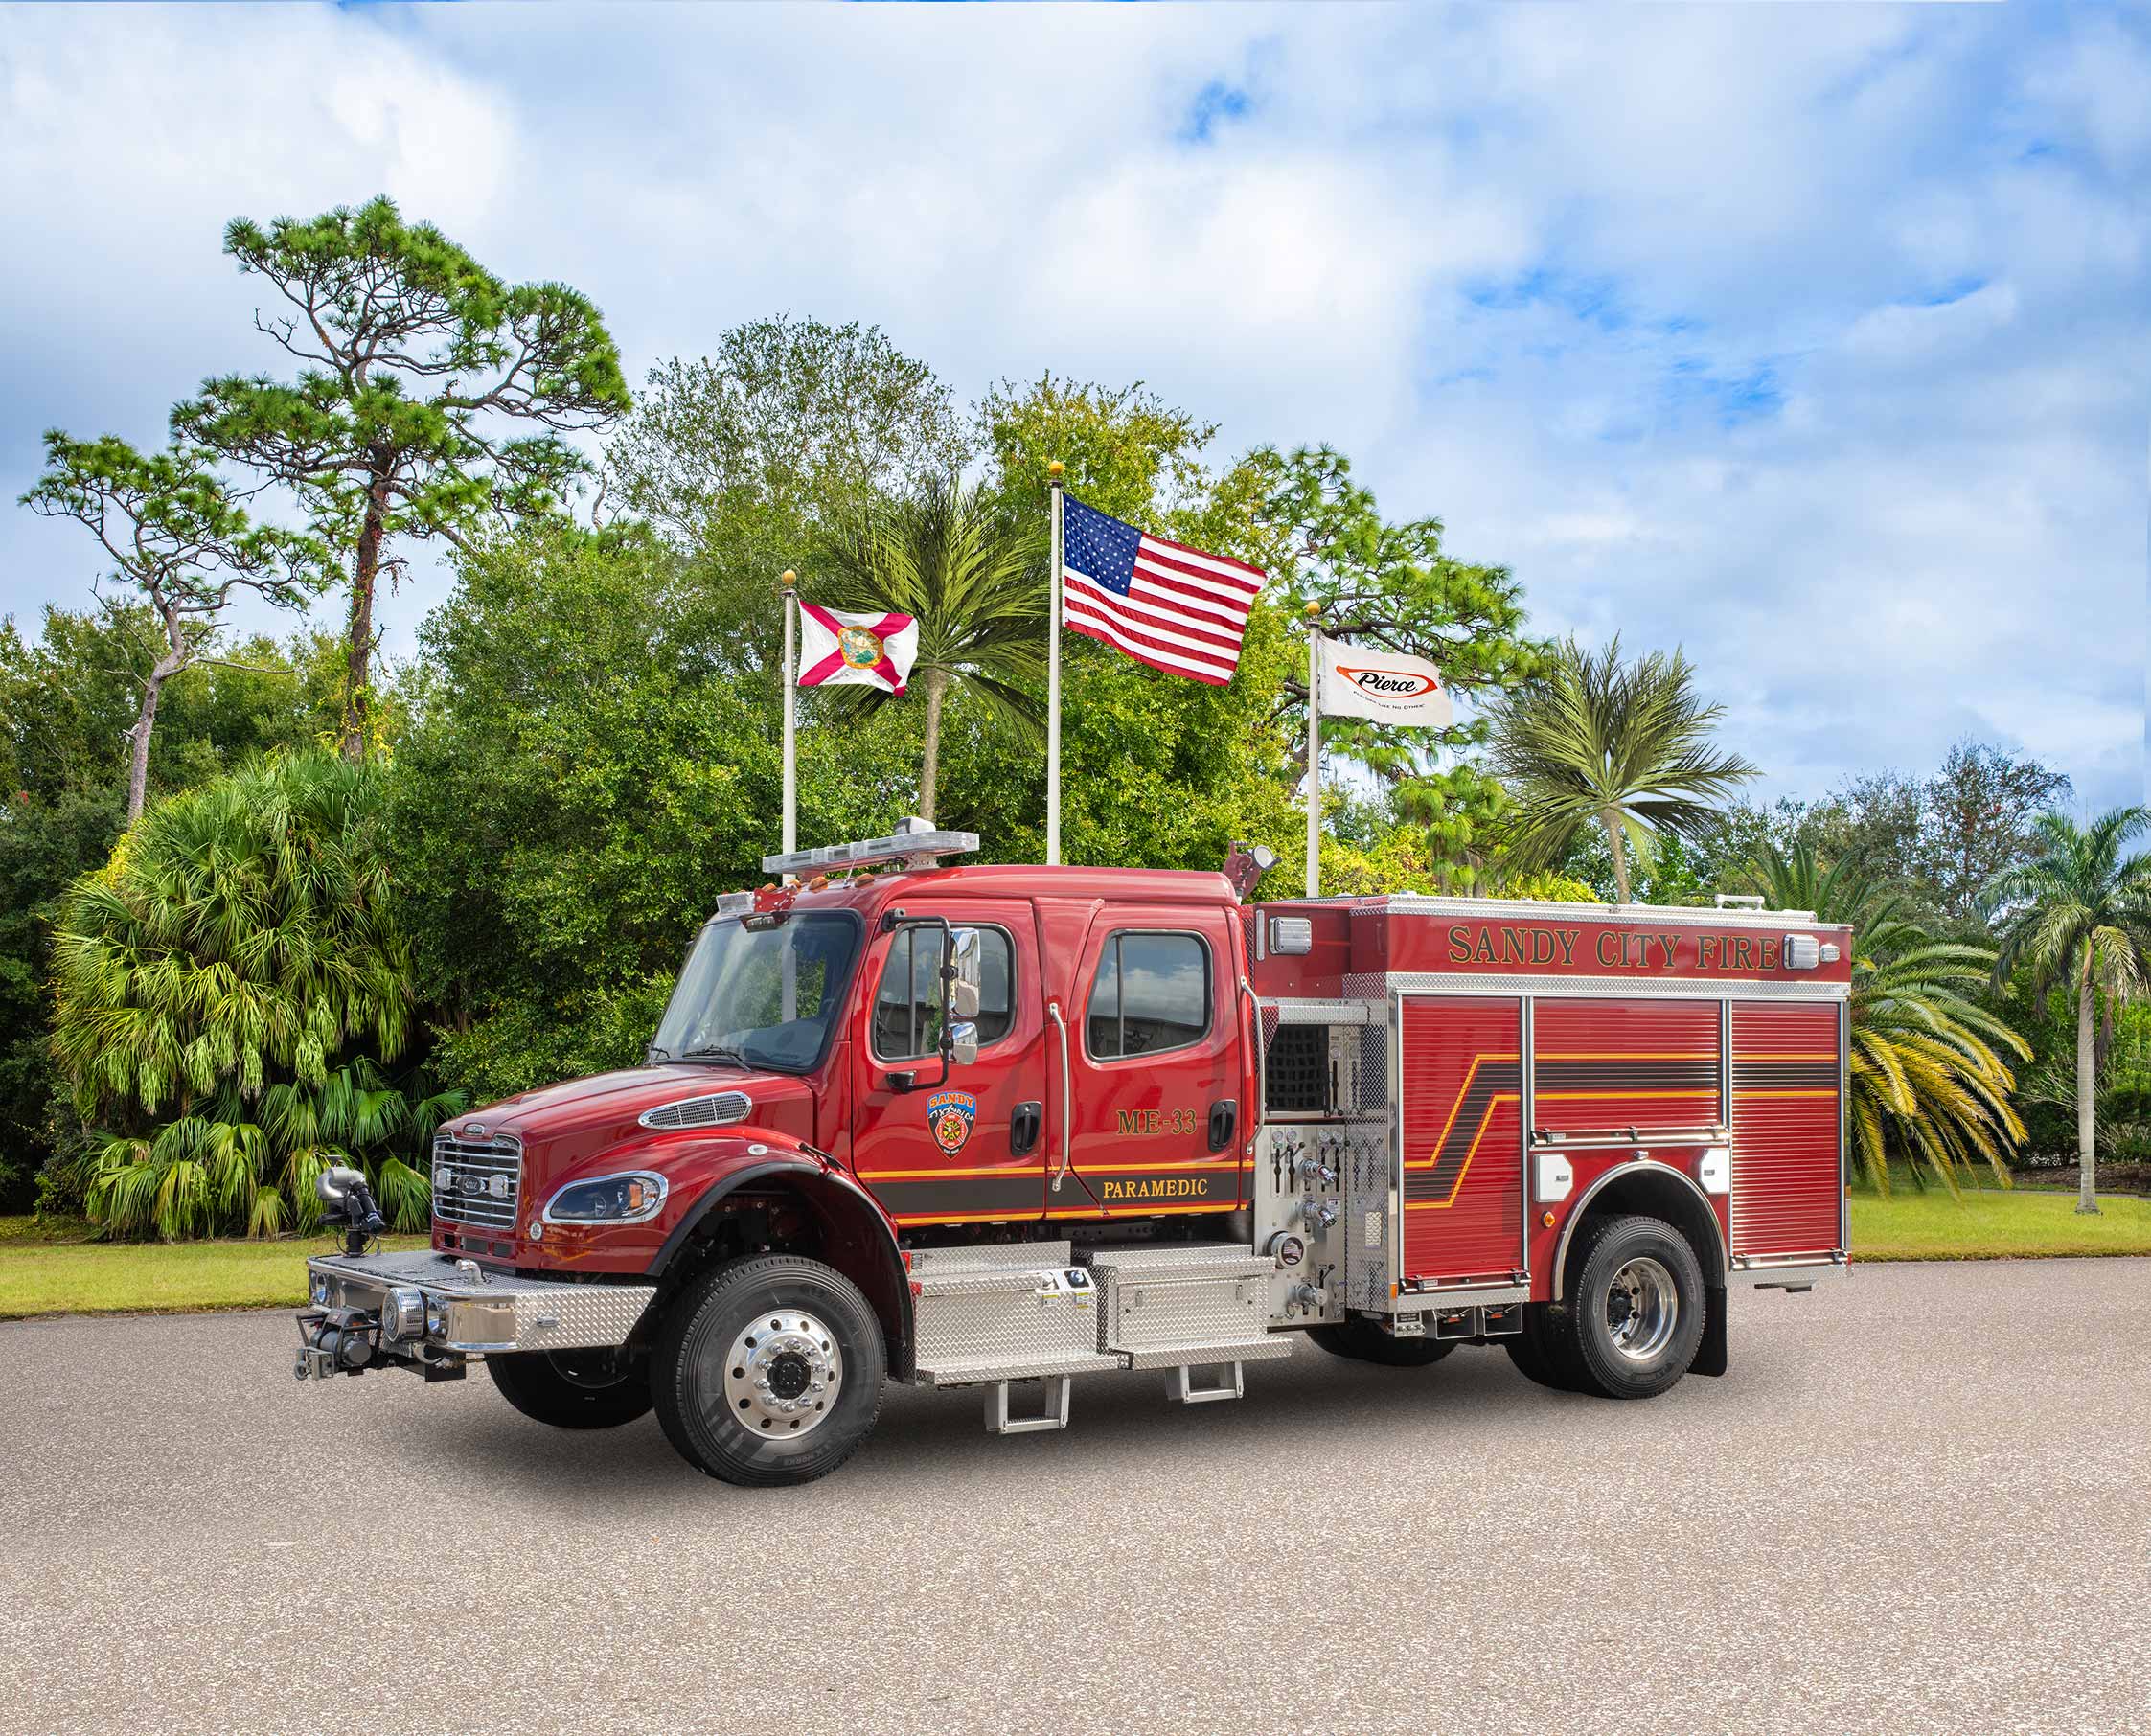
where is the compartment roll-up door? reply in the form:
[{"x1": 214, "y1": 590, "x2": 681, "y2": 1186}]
[{"x1": 1730, "y1": 1000, "x2": 1844, "y2": 1258}]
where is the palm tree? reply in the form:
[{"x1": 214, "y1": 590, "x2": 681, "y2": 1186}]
[
  {"x1": 1983, "y1": 809, "x2": 2151, "y2": 1214},
  {"x1": 1748, "y1": 841, "x2": 2026, "y2": 1195},
  {"x1": 51, "y1": 751, "x2": 457, "y2": 1238},
  {"x1": 818, "y1": 476, "x2": 1045, "y2": 824},
  {"x1": 1485, "y1": 634, "x2": 1755, "y2": 902}
]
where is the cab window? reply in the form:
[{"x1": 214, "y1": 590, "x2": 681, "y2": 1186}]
[
  {"x1": 872, "y1": 925, "x2": 1014, "y2": 1061},
  {"x1": 1087, "y1": 931, "x2": 1210, "y2": 1060}
]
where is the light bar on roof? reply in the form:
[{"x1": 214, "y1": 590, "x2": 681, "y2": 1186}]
[{"x1": 761, "y1": 822, "x2": 979, "y2": 877}]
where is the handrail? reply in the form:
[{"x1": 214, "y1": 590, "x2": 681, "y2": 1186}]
[
  {"x1": 1045, "y1": 1000, "x2": 1073, "y2": 1193},
  {"x1": 1237, "y1": 977, "x2": 1265, "y2": 1125}
]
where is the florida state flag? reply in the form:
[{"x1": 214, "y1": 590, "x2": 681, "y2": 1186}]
[{"x1": 796, "y1": 605, "x2": 919, "y2": 695}]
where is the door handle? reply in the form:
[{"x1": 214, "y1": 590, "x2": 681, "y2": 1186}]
[
  {"x1": 1010, "y1": 1101, "x2": 1042, "y2": 1157},
  {"x1": 1208, "y1": 1098, "x2": 1237, "y2": 1154}
]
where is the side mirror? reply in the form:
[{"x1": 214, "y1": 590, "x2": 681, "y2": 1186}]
[
  {"x1": 941, "y1": 928, "x2": 984, "y2": 1067},
  {"x1": 948, "y1": 927, "x2": 983, "y2": 1021}
]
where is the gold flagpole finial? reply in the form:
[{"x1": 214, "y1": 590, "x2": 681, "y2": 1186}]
[
  {"x1": 1304, "y1": 603, "x2": 1321, "y2": 621},
  {"x1": 1048, "y1": 460, "x2": 1064, "y2": 481},
  {"x1": 781, "y1": 569, "x2": 796, "y2": 589}
]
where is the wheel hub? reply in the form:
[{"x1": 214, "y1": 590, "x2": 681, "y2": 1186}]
[
  {"x1": 1604, "y1": 1256, "x2": 1679, "y2": 1362},
  {"x1": 722, "y1": 1310, "x2": 843, "y2": 1438}
]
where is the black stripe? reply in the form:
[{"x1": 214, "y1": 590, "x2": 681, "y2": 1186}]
[
  {"x1": 1536, "y1": 1060, "x2": 1719, "y2": 1093},
  {"x1": 1734, "y1": 1062, "x2": 1839, "y2": 1090},
  {"x1": 1411, "y1": 1062, "x2": 1520, "y2": 1203},
  {"x1": 865, "y1": 1174, "x2": 1044, "y2": 1219}
]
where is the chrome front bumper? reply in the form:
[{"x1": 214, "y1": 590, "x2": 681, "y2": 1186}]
[{"x1": 295, "y1": 1248, "x2": 657, "y2": 1380}]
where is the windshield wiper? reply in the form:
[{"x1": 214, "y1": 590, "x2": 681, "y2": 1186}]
[{"x1": 680, "y1": 1045, "x2": 753, "y2": 1067}]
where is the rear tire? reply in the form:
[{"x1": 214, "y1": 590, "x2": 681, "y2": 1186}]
[
  {"x1": 1308, "y1": 1316, "x2": 1458, "y2": 1367},
  {"x1": 487, "y1": 1347, "x2": 652, "y2": 1430},
  {"x1": 1557, "y1": 1214, "x2": 1705, "y2": 1400},
  {"x1": 652, "y1": 1254, "x2": 885, "y2": 1487}
]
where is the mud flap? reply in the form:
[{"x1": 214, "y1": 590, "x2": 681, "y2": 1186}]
[{"x1": 1689, "y1": 1285, "x2": 1728, "y2": 1378}]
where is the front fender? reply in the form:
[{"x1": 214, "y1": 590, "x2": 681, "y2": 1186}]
[{"x1": 654, "y1": 1142, "x2": 915, "y2": 1381}]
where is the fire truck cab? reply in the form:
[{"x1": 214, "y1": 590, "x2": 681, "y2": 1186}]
[{"x1": 296, "y1": 823, "x2": 1851, "y2": 1487}]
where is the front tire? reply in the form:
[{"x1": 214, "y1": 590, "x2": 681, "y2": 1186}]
[
  {"x1": 1308, "y1": 1316, "x2": 1458, "y2": 1367},
  {"x1": 487, "y1": 1346, "x2": 653, "y2": 1430},
  {"x1": 652, "y1": 1254, "x2": 885, "y2": 1487},
  {"x1": 1558, "y1": 1214, "x2": 1705, "y2": 1400}
]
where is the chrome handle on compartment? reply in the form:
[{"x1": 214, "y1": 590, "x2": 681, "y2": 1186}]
[{"x1": 1046, "y1": 999, "x2": 1073, "y2": 1193}]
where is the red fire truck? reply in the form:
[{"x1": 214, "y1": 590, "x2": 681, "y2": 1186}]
[{"x1": 296, "y1": 822, "x2": 1851, "y2": 1486}]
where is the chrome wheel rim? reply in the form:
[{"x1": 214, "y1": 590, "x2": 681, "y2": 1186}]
[
  {"x1": 1604, "y1": 1256, "x2": 1679, "y2": 1362},
  {"x1": 722, "y1": 1309, "x2": 843, "y2": 1439}
]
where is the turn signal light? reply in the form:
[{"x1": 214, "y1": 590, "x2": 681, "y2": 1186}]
[{"x1": 1541, "y1": 1210, "x2": 1556, "y2": 1228}]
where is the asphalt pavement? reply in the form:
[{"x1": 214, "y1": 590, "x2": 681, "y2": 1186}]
[{"x1": 3, "y1": 1258, "x2": 2147, "y2": 1736}]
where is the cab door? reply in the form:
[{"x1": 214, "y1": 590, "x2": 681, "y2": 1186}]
[
  {"x1": 849, "y1": 901, "x2": 1048, "y2": 1229},
  {"x1": 1055, "y1": 904, "x2": 1247, "y2": 1223}
]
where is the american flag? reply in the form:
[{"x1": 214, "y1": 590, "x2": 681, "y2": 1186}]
[{"x1": 1061, "y1": 494, "x2": 1264, "y2": 685}]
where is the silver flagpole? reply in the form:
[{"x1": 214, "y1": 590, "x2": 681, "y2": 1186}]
[
  {"x1": 780, "y1": 569, "x2": 799, "y2": 867},
  {"x1": 1046, "y1": 460, "x2": 1064, "y2": 866},
  {"x1": 780, "y1": 569, "x2": 798, "y2": 1021},
  {"x1": 1305, "y1": 606, "x2": 1322, "y2": 897}
]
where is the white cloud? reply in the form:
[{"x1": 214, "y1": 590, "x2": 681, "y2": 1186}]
[{"x1": 1, "y1": 2, "x2": 2143, "y2": 813}]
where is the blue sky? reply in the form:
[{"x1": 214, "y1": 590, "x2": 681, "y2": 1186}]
[{"x1": 3, "y1": 3, "x2": 2146, "y2": 810}]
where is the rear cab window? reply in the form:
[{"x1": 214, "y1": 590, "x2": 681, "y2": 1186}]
[{"x1": 1086, "y1": 930, "x2": 1211, "y2": 1061}]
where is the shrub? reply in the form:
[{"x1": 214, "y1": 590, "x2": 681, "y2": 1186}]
[{"x1": 49, "y1": 752, "x2": 457, "y2": 1238}]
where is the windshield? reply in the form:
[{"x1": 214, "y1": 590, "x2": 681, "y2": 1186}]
[{"x1": 651, "y1": 914, "x2": 861, "y2": 1074}]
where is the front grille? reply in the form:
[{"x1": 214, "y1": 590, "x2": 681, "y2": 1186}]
[{"x1": 431, "y1": 1131, "x2": 524, "y2": 1232}]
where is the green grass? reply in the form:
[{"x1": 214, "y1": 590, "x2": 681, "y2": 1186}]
[
  {"x1": 1849, "y1": 1183, "x2": 2151, "y2": 1261},
  {"x1": 0, "y1": 1217, "x2": 428, "y2": 1319}
]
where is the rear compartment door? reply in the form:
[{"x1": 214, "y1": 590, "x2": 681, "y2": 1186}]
[
  {"x1": 1397, "y1": 995, "x2": 1525, "y2": 1286},
  {"x1": 1728, "y1": 1000, "x2": 1845, "y2": 1259}
]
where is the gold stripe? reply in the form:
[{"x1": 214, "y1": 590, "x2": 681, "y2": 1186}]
[{"x1": 1733, "y1": 1088, "x2": 1839, "y2": 1100}]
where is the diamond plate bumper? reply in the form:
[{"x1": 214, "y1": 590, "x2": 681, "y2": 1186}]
[{"x1": 304, "y1": 1247, "x2": 656, "y2": 1356}]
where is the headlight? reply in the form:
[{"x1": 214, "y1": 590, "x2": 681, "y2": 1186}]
[
  {"x1": 309, "y1": 1274, "x2": 332, "y2": 1306},
  {"x1": 543, "y1": 1172, "x2": 668, "y2": 1225}
]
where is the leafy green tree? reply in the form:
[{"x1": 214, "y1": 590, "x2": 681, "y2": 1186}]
[
  {"x1": 1, "y1": 608, "x2": 356, "y2": 1210},
  {"x1": 1748, "y1": 841, "x2": 2026, "y2": 1194},
  {"x1": 21, "y1": 432, "x2": 323, "y2": 821},
  {"x1": 388, "y1": 525, "x2": 921, "y2": 1102},
  {"x1": 174, "y1": 196, "x2": 631, "y2": 760},
  {"x1": 613, "y1": 317, "x2": 965, "y2": 558},
  {"x1": 1486, "y1": 634, "x2": 1756, "y2": 903},
  {"x1": 1985, "y1": 809, "x2": 2151, "y2": 1214},
  {"x1": 1249, "y1": 445, "x2": 1542, "y2": 866},
  {"x1": 50, "y1": 752, "x2": 452, "y2": 1238},
  {"x1": 818, "y1": 477, "x2": 1045, "y2": 823},
  {"x1": 976, "y1": 374, "x2": 1217, "y2": 532}
]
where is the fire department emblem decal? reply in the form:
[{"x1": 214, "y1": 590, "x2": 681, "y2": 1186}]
[{"x1": 927, "y1": 1089, "x2": 977, "y2": 1156}]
